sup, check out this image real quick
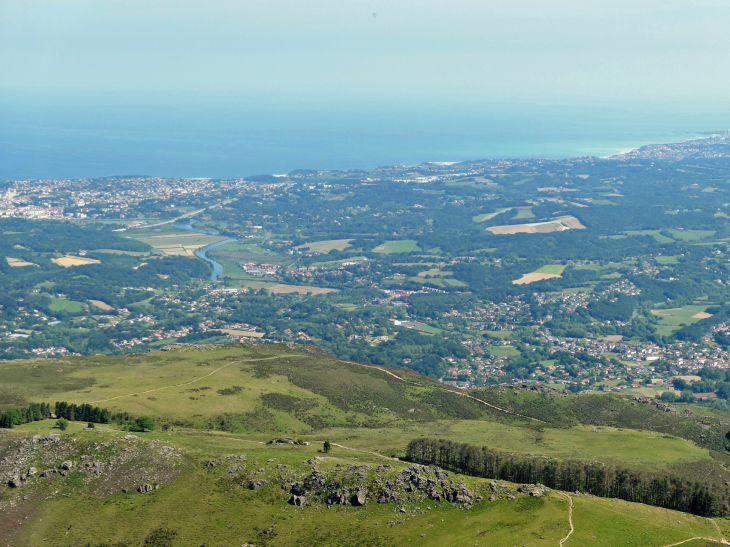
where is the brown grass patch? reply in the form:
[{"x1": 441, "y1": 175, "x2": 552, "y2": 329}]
[
  {"x1": 5, "y1": 257, "x2": 38, "y2": 267},
  {"x1": 692, "y1": 312, "x2": 713, "y2": 319},
  {"x1": 89, "y1": 300, "x2": 113, "y2": 311},
  {"x1": 220, "y1": 329, "x2": 265, "y2": 338},
  {"x1": 512, "y1": 273, "x2": 562, "y2": 285},
  {"x1": 294, "y1": 239, "x2": 354, "y2": 253},
  {"x1": 51, "y1": 255, "x2": 101, "y2": 267},
  {"x1": 488, "y1": 216, "x2": 586, "y2": 235},
  {"x1": 603, "y1": 335, "x2": 624, "y2": 342},
  {"x1": 268, "y1": 284, "x2": 338, "y2": 295}
]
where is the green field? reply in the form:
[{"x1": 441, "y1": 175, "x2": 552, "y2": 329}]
[
  {"x1": 294, "y1": 239, "x2": 354, "y2": 253},
  {"x1": 625, "y1": 229, "x2": 716, "y2": 243},
  {"x1": 48, "y1": 297, "x2": 85, "y2": 313},
  {"x1": 535, "y1": 264, "x2": 566, "y2": 275},
  {"x1": 625, "y1": 230, "x2": 676, "y2": 243},
  {"x1": 373, "y1": 240, "x2": 420, "y2": 254},
  {"x1": 651, "y1": 305, "x2": 712, "y2": 337},
  {"x1": 512, "y1": 207, "x2": 535, "y2": 219},
  {"x1": 489, "y1": 345, "x2": 521, "y2": 357}
]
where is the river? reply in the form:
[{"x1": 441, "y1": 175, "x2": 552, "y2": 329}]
[{"x1": 172, "y1": 218, "x2": 236, "y2": 280}]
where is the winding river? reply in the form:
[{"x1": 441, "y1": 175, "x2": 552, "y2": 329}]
[{"x1": 172, "y1": 219, "x2": 236, "y2": 280}]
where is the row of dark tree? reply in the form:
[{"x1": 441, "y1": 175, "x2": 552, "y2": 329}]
[
  {"x1": 0, "y1": 401, "x2": 113, "y2": 429},
  {"x1": 406, "y1": 438, "x2": 726, "y2": 517},
  {"x1": 54, "y1": 401, "x2": 112, "y2": 424},
  {"x1": 0, "y1": 402, "x2": 53, "y2": 428}
]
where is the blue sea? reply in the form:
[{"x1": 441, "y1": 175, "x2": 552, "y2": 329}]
[{"x1": 1, "y1": 90, "x2": 729, "y2": 180}]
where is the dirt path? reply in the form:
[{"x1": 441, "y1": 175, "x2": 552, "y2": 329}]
[
  {"x1": 559, "y1": 494, "x2": 574, "y2": 546},
  {"x1": 87, "y1": 355, "x2": 289, "y2": 404},
  {"x1": 343, "y1": 360, "x2": 547, "y2": 423},
  {"x1": 658, "y1": 538, "x2": 728, "y2": 547}
]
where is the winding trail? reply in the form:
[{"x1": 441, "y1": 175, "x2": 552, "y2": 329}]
[
  {"x1": 342, "y1": 360, "x2": 547, "y2": 423},
  {"x1": 658, "y1": 538, "x2": 728, "y2": 547},
  {"x1": 87, "y1": 356, "x2": 290, "y2": 404},
  {"x1": 559, "y1": 494, "x2": 574, "y2": 546}
]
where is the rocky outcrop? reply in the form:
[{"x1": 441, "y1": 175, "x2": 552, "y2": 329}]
[
  {"x1": 327, "y1": 491, "x2": 348, "y2": 505},
  {"x1": 288, "y1": 494, "x2": 306, "y2": 506},
  {"x1": 517, "y1": 484, "x2": 549, "y2": 496},
  {"x1": 444, "y1": 483, "x2": 473, "y2": 504},
  {"x1": 350, "y1": 491, "x2": 367, "y2": 506},
  {"x1": 247, "y1": 479, "x2": 268, "y2": 490}
]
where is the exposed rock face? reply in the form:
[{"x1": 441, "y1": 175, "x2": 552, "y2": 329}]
[
  {"x1": 489, "y1": 480, "x2": 514, "y2": 494},
  {"x1": 303, "y1": 470, "x2": 327, "y2": 491},
  {"x1": 444, "y1": 483, "x2": 473, "y2": 504},
  {"x1": 327, "y1": 491, "x2": 348, "y2": 505},
  {"x1": 268, "y1": 437, "x2": 295, "y2": 444},
  {"x1": 288, "y1": 495, "x2": 306, "y2": 506},
  {"x1": 518, "y1": 484, "x2": 549, "y2": 497},
  {"x1": 138, "y1": 483, "x2": 155, "y2": 493},
  {"x1": 350, "y1": 491, "x2": 367, "y2": 506},
  {"x1": 247, "y1": 479, "x2": 268, "y2": 490}
]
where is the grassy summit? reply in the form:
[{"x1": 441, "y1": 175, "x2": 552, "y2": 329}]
[{"x1": 2, "y1": 344, "x2": 730, "y2": 545}]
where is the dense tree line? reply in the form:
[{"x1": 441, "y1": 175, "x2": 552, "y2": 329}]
[
  {"x1": 54, "y1": 401, "x2": 112, "y2": 424},
  {"x1": 0, "y1": 402, "x2": 52, "y2": 428},
  {"x1": 406, "y1": 438, "x2": 725, "y2": 516}
]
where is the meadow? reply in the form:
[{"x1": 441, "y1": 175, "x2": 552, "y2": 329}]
[
  {"x1": 4, "y1": 345, "x2": 730, "y2": 546},
  {"x1": 373, "y1": 240, "x2": 420, "y2": 254},
  {"x1": 651, "y1": 306, "x2": 712, "y2": 337},
  {"x1": 294, "y1": 239, "x2": 354, "y2": 253},
  {"x1": 4, "y1": 421, "x2": 725, "y2": 547}
]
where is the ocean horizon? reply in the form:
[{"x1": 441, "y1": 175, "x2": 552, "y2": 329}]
[{"x1": 1, "y1": 90, "x2": 729, "y2": 180}]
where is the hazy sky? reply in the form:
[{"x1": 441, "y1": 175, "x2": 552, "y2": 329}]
[{"x1": 2, "y1": 0, "x2": 729, "y2": 105}]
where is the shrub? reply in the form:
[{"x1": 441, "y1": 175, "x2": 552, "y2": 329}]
[
  {"x1": 131, "y1": 416, "x2": 155, "y2": 432},
  {"x1": 56, "y1": 417, "x2": 69, "y2": 431}
]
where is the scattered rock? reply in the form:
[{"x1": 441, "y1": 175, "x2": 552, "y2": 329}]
[
  {"x1": 138, "y1": 483, "x2": 155, "y2": 493},
  {"x1": 60, "y1": 461, "x2": 75, "y2": 471},
  {"x1": 8, "y1": 476, "x2": 21, "y2": 488}
]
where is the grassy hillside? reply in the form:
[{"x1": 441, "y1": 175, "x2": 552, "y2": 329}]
[
  {"x1": 3, "y1": 344, "x2": 730, "y2": 545},
  {"x1": 1, "y1": 421, "x2": 727, "y2": 547}
]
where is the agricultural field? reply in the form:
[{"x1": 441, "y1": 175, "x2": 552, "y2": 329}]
[
  {"x1": 512, "y1": 264, "x2": 566, "y2": 284},
  {"x1": 47, "y1": 297, "x2": 85, "y2": 313},
  {"x1": 512, "y1": 206, "x2": 535, "y2": 219},
  {"x1": 294, "y1": 239, "x2": 354, "y2": 253},
  {"x1": 128, "y1": 232, "x2": 227, "y2": 256},
  {"x1": 50, "y1": 255, "x2": 101, "y2": 267},
  {"x1": 472, "y1": 208, "x2": 510, "y2": 222},
  {"x1": 651, "y1": 306, "x2": 713, "y2": 337},
  {"x1": 5, "y1": 257, "x2": 37, "y2": 267},
  {"x1": 487, "y1": 216, "x2": 586, "y2": 235},
  {"x1": 373, "y1": 240, "x2": 420, "y2": 253},
  {"x1": 88, "y1": 299, "x2": 113, "y2": 311}
]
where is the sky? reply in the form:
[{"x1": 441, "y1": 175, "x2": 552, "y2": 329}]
[{"x1": 2, "y1": 0, "x2": 730, "y2": 105}]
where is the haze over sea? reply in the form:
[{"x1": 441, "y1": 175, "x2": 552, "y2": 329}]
[{"x1": 2, "y1": 90, "x2": 729, "y2": 181}]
